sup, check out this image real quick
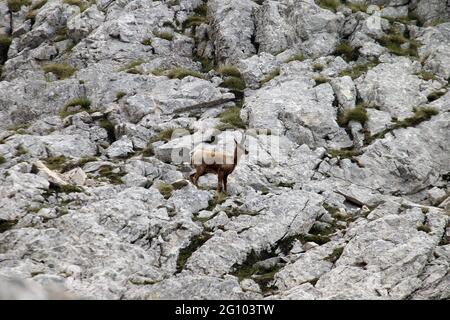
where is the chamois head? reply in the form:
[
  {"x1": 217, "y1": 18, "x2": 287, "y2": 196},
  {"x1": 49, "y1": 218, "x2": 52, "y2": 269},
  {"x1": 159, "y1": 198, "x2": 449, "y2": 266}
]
[{"x1": 233, "y1": 133, "x2": 249, "y2": 163}]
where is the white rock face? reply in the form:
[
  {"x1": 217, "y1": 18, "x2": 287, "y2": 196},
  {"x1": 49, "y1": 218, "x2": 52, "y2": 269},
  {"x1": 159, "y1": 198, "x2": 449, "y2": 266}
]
[
  {"x1": 0, "y1": 0, "x2": 449, "y2": 300},
  {"x1": 356, "y1": 57, "x2": 428, "y2": 119}
]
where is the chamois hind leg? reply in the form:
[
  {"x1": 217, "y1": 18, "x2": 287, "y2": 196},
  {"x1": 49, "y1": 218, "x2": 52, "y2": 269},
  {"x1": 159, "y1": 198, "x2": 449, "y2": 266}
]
[{"x1": 217, "y1": 171, "x2": 224, "y2": 193}]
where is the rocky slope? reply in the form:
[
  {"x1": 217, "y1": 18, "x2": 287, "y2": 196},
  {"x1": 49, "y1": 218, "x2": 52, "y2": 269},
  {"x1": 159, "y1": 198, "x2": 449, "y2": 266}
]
[{"x1": 0, "y1": 0, "x2": 449, "y2": 300}]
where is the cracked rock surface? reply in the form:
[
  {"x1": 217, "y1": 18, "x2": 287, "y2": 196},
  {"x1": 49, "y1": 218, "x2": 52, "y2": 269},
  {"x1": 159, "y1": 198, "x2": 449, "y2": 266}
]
[{"x1": 0, "y1": 0, "x2": 449, "y2": 300}]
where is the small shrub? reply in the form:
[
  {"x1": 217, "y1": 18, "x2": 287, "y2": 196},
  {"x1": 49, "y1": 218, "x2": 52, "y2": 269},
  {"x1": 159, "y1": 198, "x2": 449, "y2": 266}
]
[
  {"x1": 315, "y1": 0, "x2": 341, "y2": 12},
  {"x1": 217, "y1": 65, "x2": 241, "y2": 78},
  {"x1": 52, "y1": 184, "x2": 83, "y2": 194},
  {"x1": 149, "y1": 128, "x2": 176, "y2": 143},
  {"x1": 335, "y1": 41, "x2": 358, "y2": 62},
  {"x1": 339, "y1": 60, "x2": 379, "y2": 79},
  {"x1": 417, "y1": 225, "x2": 431, "y2": 233},
  {"x1": 66, "y1": 97, "x2": 91, "y2": 109},
  {"x1": 338, "y1": 105, "x2": 368, "y2": 126},
  {"x1": 98, "y1": 119, "x2": 116, "y2": 142},
  {"x1": 313, "y1": 63, "x2": 324, "y2": 72},
  {"x1": 142, "y1": 38, "x2": 152, "y2": 46},
  {"x1": 216, "y1": 107, "x2": 246, "y2": 130},
  {"x1": 176, "y1": 232, "x2": 212, "y2": 272},
  {"x1": 64, "y1": 0, "x2": 88, "y2": 12},
  {"x1": 378, "y1": 30, "x2": 420, "y2": 57},
  {"x1": 60, "y1": 97, "x2": 91, "y2": 118},
  {"x1": 116, "y1": 91, "x2": 126, "y2": 100},
  {"x1": 327, "y1": 148, "x2": 361, "y2": 159},
  {"x1": 118, "y1": 59, "x2": 144, "y2": 72},
  {"x1": 260, "y1": 68, "x2": 280, "y2": 85},
  {"x1": 7, "y1": 0, "x2": 31, "y2": 12},
  {"x1": 396, "y1": 107, "x2": 439, "y2": 128},
  {"x1": 142, "y1": 144, "x2": 154, "y2": 157},
  {"x1": 98, "y1": 166, "x2": 124, "y2": 185},
  {"x1": 162, "y1": 21, "x2": 175, "y2": 28},
  {"x1": 182, "y1": 15, "x2": 207, "y2": 29},
  {"x1": 54, "y1": 27, "x2": 68, "y2": 42},
  {"x1": 429, "y1": 18, "x2": 446, "y2": 27},
  {"x1": 220, "y1": 76, "x2": 246, "y2": 91},
  {"x1": 31, "y1": 0, "x2": 47, "y2": 10},
  {"x1": 196, "y1": 56, "x2": 214, "y2": 73},
  {"x1": 166, "y1": 68, "x2": 205, "y2": 80},
  {"x1": 325, "y1": 247, "x2": 344, "y2": 263},
  {"x1": 126, "y1": 68, "x2": 143, "y2": 75},
  {"x1": 153, "y1": 31, "x2": 174, "y2": 41},
  {"x1": 61, "y1": 156, "x2": 97, "y2": 172},
  {"x1": 44, "y1": 156, "x2": 68, "y2": 171},
  {"x1": 0, "y1": 35, "x2": 12, "y2": 50},
  {"x1": 42, "y1": 63, "x2": 76, "y2": 80},
  {"x1": 193, "y1": 2, "x2": 207, "y2": 16},
  {"x1": 8, "y1": 123, "x2": 29, "y2": 134},
  {"x1": 285, "y1": 54, "x2": 305, "y2": 63},
  {"x1": 418, "y1": 71, "x2": 436, "y2": 81},
  {"x1": 313, "y1": 75, "x2": 329, "y2": 85},
  {"x1": 15, "y1": 144, "x2": 28, "y2": 156},
  {"x1": 158, "y1": 183, "x2": 174, "y2": 199},
  {"x1": 365, "y1": 107, "x2": 439, "y2": 144},
  {"x1": 427, "y1": 91, "x2": 446, "y2": 102},
  {"x1": 346, "y1": 3, "x2": 367, "y2": 13}
]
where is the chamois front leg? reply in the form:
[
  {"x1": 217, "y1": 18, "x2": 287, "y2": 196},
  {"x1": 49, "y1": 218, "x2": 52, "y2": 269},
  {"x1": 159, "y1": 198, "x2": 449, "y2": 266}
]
[
  {"x1": 217, "y1": 171, "x2": 224, "y2": 193},
  {"x1": 190, "y1": 166, "x2": 204, "y2": 187},
  {"x1": 223, "y1": 173, "x2": 229, "y2": 194}
]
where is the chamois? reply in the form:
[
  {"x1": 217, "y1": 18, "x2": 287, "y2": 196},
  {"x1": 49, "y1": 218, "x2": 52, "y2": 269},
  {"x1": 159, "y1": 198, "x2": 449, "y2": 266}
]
[{"x1": 190, "y1": 134, "x2": 248, "y2": 193}]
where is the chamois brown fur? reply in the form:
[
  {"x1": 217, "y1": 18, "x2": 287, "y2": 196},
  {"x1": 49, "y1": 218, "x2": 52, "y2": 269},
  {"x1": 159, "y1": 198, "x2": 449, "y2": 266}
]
[{"x1": 190, "y1": 135, "x2": 248, "y2": 193}]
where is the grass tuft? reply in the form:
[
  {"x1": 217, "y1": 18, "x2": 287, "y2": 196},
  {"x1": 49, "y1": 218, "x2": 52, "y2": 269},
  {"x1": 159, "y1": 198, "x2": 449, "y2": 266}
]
[
  {"x1": 260, "y1": 68, "x2": 280, "y2": 85},
  {"x1": 339, "y1": 60, "x2": 379, "y2": 79},
  {"x1": 60, "y1": 97, "x2": 91, "y2": 118},
  {"x1": 217, "y1": 65, "x2": 241, "y2": 78},
  {"x1": 378, "y1": 29, "x2": 420, "y2": 57},
  {"x1": 338, "y1": 105, "x2": 369, "y2": 126},
  {"x1": 64, "y1": 0, "x2": 88, "y2": 12},
  {"x1": 118, "y1": 59, "x2": 144, "y2": 72},
  {"x1": 42, "y1": 63, "x2": 76, "y2": 80},
  {"x1": 44, "y1": 156, "x2": 68, "y2": 171},
  {"x1": 315, "y1": 0, "x2": 341, "y2": 12},
  {"x1": 166, "y1": 68, "x2": 205, "y2": 80},
  {"x1": 153, "y1": 31, "x2": 174, "y2": 41},
  {"x1": 157, "y1": 183, "x2": 174, "y2": 199},
  {"x1": 285, "y1": 54, "x2": 305, "y2": 63},
  {"x1": 327, "y1": 148, "x2": 361, "y2": 159},
  {"x1": 313, "y1": 63, "x2": 324, "y2": 72},
  {"x1": 427, "y1": 91, "x2": 446, "y2": 102},
  {"x1": 149, "y1": 128, "x2": 176, "y2": 143},
  {"x1": 141, "y1": 38, "x2": 152, "y2": 46},
  {"x1": 365, "y1": 107, "x2": 439, "y2": 144},
  {"x1": 220, "y1": 76, "x2": 246, "y2": 91},
  {"x1": 325, "y1": 247, "x2": 344, "y2": 263},
  {"x1": 335, "y1": 41, "x2": 359, "y2": 62},
  {"x1": 7, "y1": 0, "x2": 31, "y2": 12},
  {"x1": 216, "y1": 107, "x2": 246, "y2": 130},
  {"x1": 313, "y1": 75, "x2": 329, "y2": 86}
]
